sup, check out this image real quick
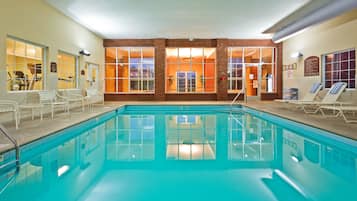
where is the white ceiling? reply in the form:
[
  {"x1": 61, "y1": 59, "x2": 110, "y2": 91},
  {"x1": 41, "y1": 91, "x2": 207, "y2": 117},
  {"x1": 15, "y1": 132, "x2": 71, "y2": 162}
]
[{"x1": 45, "y1": 0, "x2": 310, "y2": 39}]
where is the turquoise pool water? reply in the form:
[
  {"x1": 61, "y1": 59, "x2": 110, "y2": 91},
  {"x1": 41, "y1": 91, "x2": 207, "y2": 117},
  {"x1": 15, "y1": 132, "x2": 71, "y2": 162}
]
[{"x1": 0, "y1": 105, "x2": 357, "y2": 201}]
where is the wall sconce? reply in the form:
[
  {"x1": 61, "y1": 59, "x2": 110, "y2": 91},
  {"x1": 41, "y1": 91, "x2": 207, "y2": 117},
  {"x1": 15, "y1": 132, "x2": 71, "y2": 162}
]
[
  {"x1": 79, "y1": 49, "x2": 91, "y2": 56},
  {"x1": 290, "y1": 52, "x2": 303, "y2": 58}
]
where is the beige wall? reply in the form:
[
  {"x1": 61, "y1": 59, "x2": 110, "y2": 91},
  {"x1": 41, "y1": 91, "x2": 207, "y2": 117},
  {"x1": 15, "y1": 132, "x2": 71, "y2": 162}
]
[
  {"x1": 282, "y1": 9, "x2": 357, "y2": 102},
  {"x1": 0, "y1": 0, "x2": 104, "y2": 102}
]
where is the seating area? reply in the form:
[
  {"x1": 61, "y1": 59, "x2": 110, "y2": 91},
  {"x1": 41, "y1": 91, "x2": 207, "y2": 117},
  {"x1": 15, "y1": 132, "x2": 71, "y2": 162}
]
[
  {"x1": 275, "y1": 82, "x2": 357, "y2": 124},
  {"x1": 0, "y1": 88, "x2": 104, "y2": 129},
  {"x1": 0, "y1": 100, "x2": 19, "y2": 129},
  {"x1": 85, "y1": 88, "x2": 104, "y2": 111}
]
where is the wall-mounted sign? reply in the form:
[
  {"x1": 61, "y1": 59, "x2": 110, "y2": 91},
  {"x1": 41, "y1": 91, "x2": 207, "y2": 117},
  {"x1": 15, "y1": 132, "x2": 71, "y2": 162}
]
[
  {"x1": 283, "y1": 63, "x2": 297, "y2": 71},
  {"x1": 304, "y1": 56, "x2": 319, "y2": 76},
  {"x1": 50, "y1": 62, "x2": 57, "y2": 73},
  {"x1": 253, "y1": 80, "x2": 258, "y2": 88}
]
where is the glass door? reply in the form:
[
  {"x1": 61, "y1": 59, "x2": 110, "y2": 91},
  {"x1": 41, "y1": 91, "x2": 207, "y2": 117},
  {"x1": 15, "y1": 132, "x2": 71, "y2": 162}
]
[
  {"x1": 177, "y1": 71, "x2": 196, "y2": 92},
  {"x1": 87, "y1": 63, "x2": 99, "y2": 90},
  {"x1": 244, "y1": 64, "x2": 260, "y2": 99}
]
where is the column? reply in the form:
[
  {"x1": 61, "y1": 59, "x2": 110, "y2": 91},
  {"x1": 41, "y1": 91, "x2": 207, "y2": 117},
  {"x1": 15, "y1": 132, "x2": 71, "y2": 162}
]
[
  {"x1": 153, "y1": 39, "x2": 166, "y2": 101},
  {"x1": 216, "y1": 39, "x2": 228, "y2": 100}
]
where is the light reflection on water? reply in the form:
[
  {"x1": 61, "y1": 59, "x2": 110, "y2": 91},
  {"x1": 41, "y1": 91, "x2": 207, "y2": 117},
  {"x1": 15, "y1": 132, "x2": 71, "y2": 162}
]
[{"x1": 0, "y1": 108, "x2": 356, "y2": 201}]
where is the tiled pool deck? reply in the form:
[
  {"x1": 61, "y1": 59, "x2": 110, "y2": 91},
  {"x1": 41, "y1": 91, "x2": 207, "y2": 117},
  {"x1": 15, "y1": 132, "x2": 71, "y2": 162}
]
[{"x1": 0, "y1": 101, "x2": 356, "y2": 153}]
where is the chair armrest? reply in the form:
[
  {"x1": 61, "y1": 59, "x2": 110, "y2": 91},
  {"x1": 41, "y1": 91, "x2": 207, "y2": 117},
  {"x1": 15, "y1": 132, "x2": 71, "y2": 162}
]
[
  {"x1": 55, "y1": 92, "x2": 70, "y2": 102},
  {"x1": 0, "y1": 100, "x2": 19, "y2": 111},
  {"x1": 66, "y1": 94, "x2": 85, "y2": 101},
  {"x1": 335, "y1": 101, "x2": 354, "y2": 106}
]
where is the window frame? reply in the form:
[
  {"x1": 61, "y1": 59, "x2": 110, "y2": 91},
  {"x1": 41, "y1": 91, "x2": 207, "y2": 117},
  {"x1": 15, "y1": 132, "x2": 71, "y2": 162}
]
[
  {"x1": 322, "y1": 48, "x2": 356, "y2": 89},
  {"x1": 6, "y1": 35, "x2": 47, "y2": 93},
  {"x1": 227, "y1": 46, "x2": 277, "y2": 94},
  {"x1": 165, "y1": 47, "x2": 217, "y2": 94},
  {"x1": 104, "y1": 47, "x2": 155, "y2": 94},
  {"x1": 57, "y1": 50, "x2": 79, "y2": 90}
]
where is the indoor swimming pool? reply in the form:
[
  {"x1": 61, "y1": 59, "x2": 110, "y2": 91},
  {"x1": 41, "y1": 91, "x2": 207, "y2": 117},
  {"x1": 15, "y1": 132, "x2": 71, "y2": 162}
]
[{"x1": 0, "y1": 105, "x2": 356, "y2": 201}]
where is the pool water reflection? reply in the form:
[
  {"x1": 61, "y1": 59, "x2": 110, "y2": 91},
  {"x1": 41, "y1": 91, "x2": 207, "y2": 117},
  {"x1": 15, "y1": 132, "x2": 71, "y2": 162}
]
[{"x1": 0, "y1": 106, "x2": 356, "y2": 201}]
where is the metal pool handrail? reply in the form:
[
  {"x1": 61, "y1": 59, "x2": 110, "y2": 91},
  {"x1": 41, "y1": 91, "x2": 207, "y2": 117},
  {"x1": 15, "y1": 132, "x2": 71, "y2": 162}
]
[
  {"x1": 0, "y1": 124, "x2": 20, "y2": 171},
  {"x1": 231, "y1": 88, "x2": 246, "y2": 107}
]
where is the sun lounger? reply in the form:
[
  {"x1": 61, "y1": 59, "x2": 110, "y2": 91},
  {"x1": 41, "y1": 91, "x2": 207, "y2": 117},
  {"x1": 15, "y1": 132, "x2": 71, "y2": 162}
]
[
  {"x1": 291, "y1": 82, "x2": 348, "y2": 114},
  {"x1": 275, "y1": 82, "x2": 322, "y2": 104},
  {"x1": 319, "y1": 105, "x2": 357, "y2": 123}
]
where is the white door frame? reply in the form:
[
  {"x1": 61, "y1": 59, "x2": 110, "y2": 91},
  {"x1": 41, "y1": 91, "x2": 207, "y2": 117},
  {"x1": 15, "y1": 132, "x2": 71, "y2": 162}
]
[
  {"x1": 87, "y1": 63, "x2": 99, "y2": 90},
  {"x1": 176, "y1": 71, "x2": 196, "y2": 93}
]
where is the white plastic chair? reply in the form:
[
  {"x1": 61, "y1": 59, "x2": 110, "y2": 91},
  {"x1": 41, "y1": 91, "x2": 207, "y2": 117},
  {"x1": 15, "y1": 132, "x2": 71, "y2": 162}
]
[
  {"x1": 85, "y1": 88, "x2": 104, "y2": 111},
  {"x1": 38, "y1": 91, "x2": 69, "y2": 119},
  {"x1": 0, "y1": 100, "x2": 19, "y2": 129},
  {"x1": 57, "y1": 90, "x2": 85, "y2": 112}
]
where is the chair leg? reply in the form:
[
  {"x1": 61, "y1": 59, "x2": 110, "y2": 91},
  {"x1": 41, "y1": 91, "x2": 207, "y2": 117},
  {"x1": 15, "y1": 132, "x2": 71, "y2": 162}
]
[
  {"x1": 65, "y1": 104, "x2": 70, "y2": 115},
  {"x1": 303, "y1": 105, "x2": 320, "y2": 114},
  {"x1": 14, "y1": 111, "x2": 19, "y2": 129},
  {"x1": 51, "y1": 105, "x2": 54, "y2": 119},
  {"x1": 18, "y1": 110, "x2": 21, "y2": 125},
  {"x1": 341, "y1": 110, "x2": 357, "y2": 123},
  {"x1": 40, "y1": 107, "x2": 43, "y2": 120}
]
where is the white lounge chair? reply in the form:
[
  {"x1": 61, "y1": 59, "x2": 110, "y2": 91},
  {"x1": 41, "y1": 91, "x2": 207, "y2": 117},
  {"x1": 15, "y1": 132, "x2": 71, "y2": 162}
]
[
  {"x1": 57, "y1": 90, "x2": 85, "y2": 112},
  {"x1": 38, "y1": 91, "x2": 69, "y2": 119},
  {"x1": 292, "y1": 82, "x2": 348, "y2": 114},
  {"x1": 85, "y1": 88, "x2": 104, "y2": 111},
  {"x1": 275, "y1": 83, "x2": 322, "y2": 103},
  {"x1": 319, "y1": 105, "x2": 357, "y2": 123},
  {"x1": 0, "y1": 100, "x2": 19, "y2": 129}
]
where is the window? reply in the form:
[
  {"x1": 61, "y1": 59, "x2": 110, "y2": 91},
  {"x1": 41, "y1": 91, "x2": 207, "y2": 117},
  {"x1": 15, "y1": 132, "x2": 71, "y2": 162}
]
[
  {"x1": 57, "y1": 51, "x2": 78, "y2": 89},
  {"x1": 166, "y1": 48, "x2": 216, "y2": 93},
  {"x1": 6, "y1": 37, "x2": 44, "y2": 91},
  {"x1": 176, "y1": 71, "x2": 196, "y2": 92},
  {"x1": 323, "y1": 48, "x2": 355, "y2": 88},
  {"x1": 227, "y1": 47, "x2": 276, "y2": 93},
  {"x1": 105, "y1": 47, "x2": 155, "y2": 93},
  {"x1": 227, "y1": 48, "x2": 243, "y2": 93},
  {"x1": 261, "y1": 48, "x2": 275, "y2": 93}
]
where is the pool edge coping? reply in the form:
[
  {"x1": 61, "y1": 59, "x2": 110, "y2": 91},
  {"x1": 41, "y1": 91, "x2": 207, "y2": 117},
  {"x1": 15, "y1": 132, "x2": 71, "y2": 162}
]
[
  {"x1": 1, "y1": 102, "x2": 356, "y2": 155},
  {"x1": 242, "y1": 104, "x2": 357, "y2": 141}
]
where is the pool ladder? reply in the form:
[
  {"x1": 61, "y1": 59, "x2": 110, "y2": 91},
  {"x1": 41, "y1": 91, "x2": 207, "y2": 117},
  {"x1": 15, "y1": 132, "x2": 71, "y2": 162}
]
[
  {"x1": 231, "y1": 88, "x2": 246, "y2": 108},
  {"x1": 0, "y1": 124, "x2": 20, "y2": 171}
]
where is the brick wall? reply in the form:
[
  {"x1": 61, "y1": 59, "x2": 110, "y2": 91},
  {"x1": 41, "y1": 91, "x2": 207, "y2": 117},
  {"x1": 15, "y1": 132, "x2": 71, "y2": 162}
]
[{"x1": 103, "y1": 38, "x2": 282, "y2": 101}]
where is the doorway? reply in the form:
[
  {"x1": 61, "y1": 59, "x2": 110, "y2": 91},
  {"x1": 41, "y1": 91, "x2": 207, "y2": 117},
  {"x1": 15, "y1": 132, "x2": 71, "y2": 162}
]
[
  {"x1": 176, "y1": 71, "x2": 196, "y2": 92},
  {"x1": 244, "y1": 64, "x2": 260, "y2": 99},
  {"x1": 87, "y1": 63, "x2": 99, "y2": 90}
]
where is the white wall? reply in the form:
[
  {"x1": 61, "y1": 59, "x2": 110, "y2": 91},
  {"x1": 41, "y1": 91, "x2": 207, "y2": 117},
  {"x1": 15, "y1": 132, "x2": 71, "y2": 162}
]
[
  {"x1": 282, "y1": 9, "x2": 357, "y2": 102},
  {"x1": 0, "y1": 0, "x2": 104, "y2": 102}
]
